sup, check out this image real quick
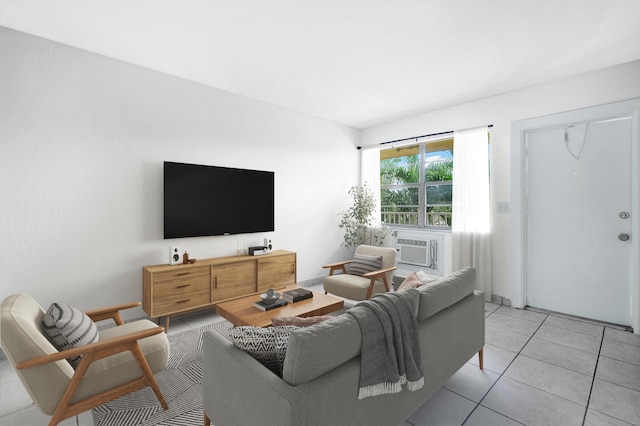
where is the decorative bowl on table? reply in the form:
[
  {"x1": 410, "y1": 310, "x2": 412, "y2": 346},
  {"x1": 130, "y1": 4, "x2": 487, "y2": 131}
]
[{"x1": 260, "y1": 288, "x2": 280, "y2": 305}]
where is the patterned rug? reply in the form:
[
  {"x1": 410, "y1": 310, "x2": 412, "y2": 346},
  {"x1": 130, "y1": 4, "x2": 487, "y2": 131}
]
[{"x1": 92, "y1": 319, "x2": 232, "y2": 426}]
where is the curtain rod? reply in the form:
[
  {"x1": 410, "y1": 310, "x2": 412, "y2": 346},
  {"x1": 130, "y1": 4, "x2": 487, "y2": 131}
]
[{"x1": 380, "y1": 124, "x2": 493, "y2": 146}]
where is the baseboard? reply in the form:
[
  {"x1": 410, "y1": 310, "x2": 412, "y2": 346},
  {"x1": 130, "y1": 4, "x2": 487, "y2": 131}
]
[
  {"x1": 298, "y1": 277, "x2": 324, "y2": 288},
  {"x1": 490, "y1": 294, "x2": 512, "y2": 307}
]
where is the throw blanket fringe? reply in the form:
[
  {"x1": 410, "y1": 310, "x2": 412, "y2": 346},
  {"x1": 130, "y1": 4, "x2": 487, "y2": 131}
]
[
  {"x1": 357, "y1": 374, "x2": 425, "y2": 398},
  {"x1": 407, "y1": 376, "x2": 425, "y2": 391},
  {"x1": 358, "y1": 381, "x2": 402, "y2": 399},
  {"x1": 347, "y1": 289, "x2": 424, "y2": 399}
]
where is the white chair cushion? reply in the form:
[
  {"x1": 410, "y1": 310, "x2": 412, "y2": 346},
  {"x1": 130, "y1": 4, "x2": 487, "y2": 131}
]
[
  {"x1": 324, "y1": 274, "x2": 388, "y2": 301},
  {"x1": 72, "y1": 319, "x2": 170, "y2": 404}
]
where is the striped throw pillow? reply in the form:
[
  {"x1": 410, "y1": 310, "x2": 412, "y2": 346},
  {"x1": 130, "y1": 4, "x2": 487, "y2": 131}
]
[
  {"x1": 42, "y1": 302, "x2": 99, "y2": 367},
  {"x1": 349, "y1": 253, "x2": 383, "y2": 277}
]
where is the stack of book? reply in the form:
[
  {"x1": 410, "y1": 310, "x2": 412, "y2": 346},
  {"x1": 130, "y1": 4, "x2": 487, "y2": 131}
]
[
  {"x1": 253, "y1": 299, "x2": 288, "y2": 311},
  {"x1": 281, "y1": 288, "x2": 313, "y2": 303}
]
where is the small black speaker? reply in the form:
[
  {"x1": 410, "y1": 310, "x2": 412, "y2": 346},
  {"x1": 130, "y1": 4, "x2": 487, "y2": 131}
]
[{"x1": 263, "y1": 238, "x2": 272, "y2": 252}]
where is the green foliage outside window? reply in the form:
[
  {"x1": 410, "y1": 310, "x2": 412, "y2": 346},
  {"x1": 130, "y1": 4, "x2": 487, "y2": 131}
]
[{"x1": 381, "y1": 145, "x2": 453, "y2": 227}]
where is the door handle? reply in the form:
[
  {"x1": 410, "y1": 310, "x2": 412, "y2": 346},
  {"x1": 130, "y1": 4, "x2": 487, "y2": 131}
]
[{"x1": 618, "y1": 233, "x2": 630, "y2": 242}]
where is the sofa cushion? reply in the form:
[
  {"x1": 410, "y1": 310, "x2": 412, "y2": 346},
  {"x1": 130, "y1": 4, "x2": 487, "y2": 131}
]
[
  {"x1": 271, "y1": 316, "x2": 333, "y2": 327},
  {"x1": 283, "y1": 314, "x2": 362, "y2": 386},
  {"x1": 417, "y1": 267, "x2": 476, "y2": 321},
  {"x1": 229, "y1": 326, "x2": 299, "y2": 377},
  {"x1": 41, "y1": 302, "x2": 99, "y2": 367},
  {"x1": 349, "y1": 253, "x2": 382, "y2": 276}
]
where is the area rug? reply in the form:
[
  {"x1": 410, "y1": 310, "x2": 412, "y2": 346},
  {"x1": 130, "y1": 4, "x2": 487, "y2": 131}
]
[{"x1": 92, "y1": 319, "x2": 232, "y2": 426}]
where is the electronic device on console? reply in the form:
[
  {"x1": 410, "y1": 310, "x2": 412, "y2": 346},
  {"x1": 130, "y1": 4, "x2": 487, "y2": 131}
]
[{"x1": 248, "y1": 246, "x2": 268, "y2": 256}]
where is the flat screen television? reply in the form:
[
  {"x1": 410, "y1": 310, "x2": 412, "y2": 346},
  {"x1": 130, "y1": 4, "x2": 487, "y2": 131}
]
[{"x1": 164, "y1": 161, "x2": 274, "y2": 239}]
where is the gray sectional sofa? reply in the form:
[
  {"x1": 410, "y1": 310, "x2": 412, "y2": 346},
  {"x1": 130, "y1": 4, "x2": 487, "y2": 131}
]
[{"x1": 203, "y1": 267, "x2": 484, "y2": 426}]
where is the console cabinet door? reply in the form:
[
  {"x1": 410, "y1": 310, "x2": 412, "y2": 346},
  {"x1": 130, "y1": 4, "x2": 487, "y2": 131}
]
[
  {"x1": 257, "y1": 253, "x2": 296, "y2": 292},
  {"x1": 212, "y1": 261, "x2": 256, "y2": 302}
]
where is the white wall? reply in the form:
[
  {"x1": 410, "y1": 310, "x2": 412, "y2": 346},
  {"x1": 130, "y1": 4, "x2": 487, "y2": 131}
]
[
  {"x1": 0, "y1": 27, "x2": 360, "y2": 319},
  {"x1": 362, "y1": 59, "x2": 640, "y2": 300}
]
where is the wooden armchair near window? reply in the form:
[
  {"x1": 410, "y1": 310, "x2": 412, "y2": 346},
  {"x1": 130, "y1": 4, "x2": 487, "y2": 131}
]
[
  {"x1": 323, "y1": 245, "x2": 397, "y2": 300},
  {"x1": 0, "y1": 294, "x2": 170, "y2": 426}
]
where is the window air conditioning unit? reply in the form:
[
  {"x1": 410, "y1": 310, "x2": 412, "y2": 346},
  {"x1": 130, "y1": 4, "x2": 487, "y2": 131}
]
[{"x1": 395, "y1": 232, "x2": 444, "y2": 275}]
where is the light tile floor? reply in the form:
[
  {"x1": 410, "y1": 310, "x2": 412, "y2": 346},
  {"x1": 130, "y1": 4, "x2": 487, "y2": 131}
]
[
  {"x1": 2, "y1": 300, "x2": 640, "y2": 425},
  {"x1": 403, "y1": 302, "x2": 640, "y2": 426}
]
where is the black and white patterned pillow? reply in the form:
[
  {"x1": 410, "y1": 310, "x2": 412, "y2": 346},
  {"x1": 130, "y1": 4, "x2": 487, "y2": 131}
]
[
  {"x1": 229, "y1": 325, "x2": 299, "y2": 376},
  {"x1": 42, "y1": 302, "x2": 99, "y2": 367},
  {"x1": 349, "y1": 253, "x2": 383, "y2": 277}
]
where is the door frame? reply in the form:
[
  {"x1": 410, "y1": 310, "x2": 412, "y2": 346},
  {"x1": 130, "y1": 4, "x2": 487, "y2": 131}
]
[{"x1": 510, "y1": 98, "x2": 640, "y2": 331}]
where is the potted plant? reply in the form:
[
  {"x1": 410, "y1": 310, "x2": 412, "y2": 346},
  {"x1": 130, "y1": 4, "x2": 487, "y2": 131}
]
[{"x1": 338, "y1": 184, "x2": 388, "y2": 248}]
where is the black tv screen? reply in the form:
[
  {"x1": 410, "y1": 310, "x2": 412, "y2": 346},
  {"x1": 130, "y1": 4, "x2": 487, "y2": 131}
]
[{"x1": 164, "y1": 162, "x2": 274, "y2": 239}]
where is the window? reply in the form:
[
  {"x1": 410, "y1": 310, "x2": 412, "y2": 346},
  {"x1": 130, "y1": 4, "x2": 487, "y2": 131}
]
[{"x1": 380, "y1": 138, "x2": 453, "y2": 228}]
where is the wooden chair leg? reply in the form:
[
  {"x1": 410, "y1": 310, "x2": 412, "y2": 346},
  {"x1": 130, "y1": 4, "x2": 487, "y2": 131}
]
[
  {"x1": 382, "y1": 277, "x2": 390, "y2": 292},
  {"x1": 204, "y1": 412, "x2": 211, "y2": 426},
  {"x1": 366, "y1": 279, "x2": 375, "y2": 299},
  {"x1": 478, "y1": 349, "x2": 484, "y2": 370},
  {"x1": 48, "y1": 351, "x2": 98, "y2": 425},
  {"x1": 131, "y1": 343, "x2": 169, "y2": 410}
]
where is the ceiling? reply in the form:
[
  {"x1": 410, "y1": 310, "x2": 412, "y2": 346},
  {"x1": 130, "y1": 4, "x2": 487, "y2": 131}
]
[{"x1": 2, "y1": 1, "x2": 640, "y2": 129}]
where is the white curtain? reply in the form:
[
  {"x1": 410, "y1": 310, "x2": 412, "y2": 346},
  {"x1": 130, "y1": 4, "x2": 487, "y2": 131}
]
[
  {"x1": 360, "y1": 146, "x2": 381, "y2": 222},
  {"x1": 452, "y1": 127, "x2": 491, "y2": 299}
]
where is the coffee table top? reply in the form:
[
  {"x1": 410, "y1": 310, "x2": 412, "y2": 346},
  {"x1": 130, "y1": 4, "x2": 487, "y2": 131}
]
[{"x1": 215, "y1": 286, "x2": 344, "y2": 327}]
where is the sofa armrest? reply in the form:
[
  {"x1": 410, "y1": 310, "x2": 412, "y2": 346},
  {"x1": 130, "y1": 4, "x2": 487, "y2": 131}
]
[{"x1": 202, "y1": 330, "x2": 307, "y2": 426}]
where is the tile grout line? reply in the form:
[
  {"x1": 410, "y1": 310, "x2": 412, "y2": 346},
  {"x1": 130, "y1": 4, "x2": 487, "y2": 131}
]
[
  {"x1": 469, "y1": 308, "x2": 605, "y2": 424},
  {"x1": 461, "y1": 307, "x2": 547, "y2": 426},
  {"x1": 581, "y1": 326, "x2": 605, "y2": 426},
  {"x1": 582, "y1": 335, "x2": 640, "y2": 425},
  {"x1": 462, "y1": 308, "x2": 638, "y2": 426},
  {"x1": 498, "y1": 313, "x2": 603, "y2": 424},
  {"x1": 503, "y1": 315, "x2": 639, "y2": 425}
]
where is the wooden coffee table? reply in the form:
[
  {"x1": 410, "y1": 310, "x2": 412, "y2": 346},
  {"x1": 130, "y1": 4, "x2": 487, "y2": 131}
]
[{"x1": 215, "y1": 287, "x2": 344, "y2": 327}]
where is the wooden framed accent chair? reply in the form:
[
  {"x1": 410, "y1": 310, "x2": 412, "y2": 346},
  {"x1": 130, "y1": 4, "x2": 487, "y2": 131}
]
[
  {"x1": 323, "y1": 244, "x2": 397, "y2": 300},
  {"x1": 0, "y1": 294, "x2": 170, "y2": 426}
]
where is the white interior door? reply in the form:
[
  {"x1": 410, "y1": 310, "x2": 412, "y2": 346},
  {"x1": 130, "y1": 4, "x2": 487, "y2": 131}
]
[{"x1": 525, "y1": 115, "x2": 633, "y2": 325}]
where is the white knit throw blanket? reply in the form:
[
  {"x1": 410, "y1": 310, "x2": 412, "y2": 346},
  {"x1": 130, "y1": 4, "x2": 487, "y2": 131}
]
[{"x1": 346, "y1": 289, "x2": 424, "y2": 399}]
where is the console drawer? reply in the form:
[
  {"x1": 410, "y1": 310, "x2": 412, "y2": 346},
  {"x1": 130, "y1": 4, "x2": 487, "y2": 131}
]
[
  {"x1": 152, "y1": 266, "x2": 210, "y2": 283},
  {"x1": 153, "y1": 286, "x2": 212, "y2": 316},
  {"x1": 153, "y1": 277, "x2": 210, "y2": 299}
]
